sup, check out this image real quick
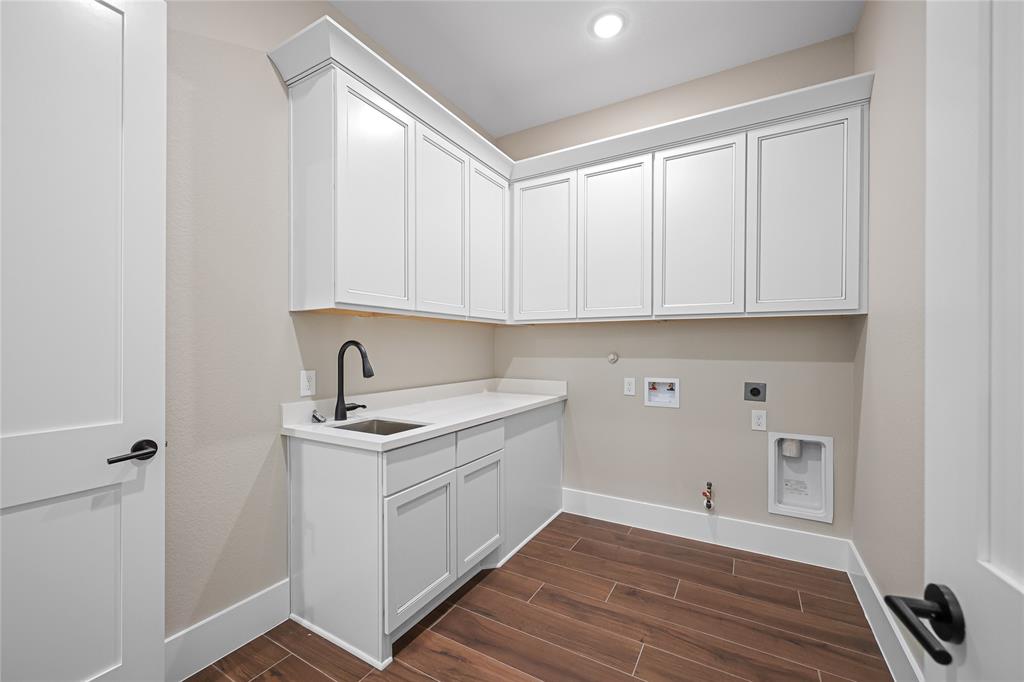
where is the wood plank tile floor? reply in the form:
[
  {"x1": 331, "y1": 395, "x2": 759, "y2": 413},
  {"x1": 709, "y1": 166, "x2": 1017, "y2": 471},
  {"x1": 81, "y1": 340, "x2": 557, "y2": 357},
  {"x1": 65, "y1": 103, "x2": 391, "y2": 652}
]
[{"x1": 188, "y1": 513, "x2": 893, "y2": 682}]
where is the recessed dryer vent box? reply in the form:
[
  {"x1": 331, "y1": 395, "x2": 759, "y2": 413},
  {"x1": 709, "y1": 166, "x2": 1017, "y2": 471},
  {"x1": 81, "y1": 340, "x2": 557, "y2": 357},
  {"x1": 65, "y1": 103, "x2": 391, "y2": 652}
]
[
  {"x1": 643, "y1": 377, "x2": 679, "y2": 408},
  {"x1": 767, "y1": 432, "x2": 834, "y2": 523}
]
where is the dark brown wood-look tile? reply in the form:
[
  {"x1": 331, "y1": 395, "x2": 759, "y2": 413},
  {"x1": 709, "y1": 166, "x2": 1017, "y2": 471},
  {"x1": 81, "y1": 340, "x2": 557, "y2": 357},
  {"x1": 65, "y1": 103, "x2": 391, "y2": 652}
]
[
  {"x1": 672, "y1": 579, "x2": 878, "y2": 655},
  {"x1": 573, "y1": 538, "x2": 799, "y2": 609},
  {"x1": 628, "y1": 527, "x2": 850, "y2": 583},
  {"x1": 608, "y1": 585, "x2": 891, "y2": 682},
  {"x1": 588, "y1": 528, "x2": 736, "y2": 573},
  {"x1": 395, "y1": 627, "x2": 538, "y2": 682},
  {"x1": 264, "y1": 620, "x2": 372, "y2": 682},
  {"x1": 433, "y1": 606, "x2": 636, "y2": 682},
  {"x1": 361, "y1": 660, "x2": 436, "y2": 682},
  {"x1": 558, "y1": 512, "x2": 631, "y2": 534},
  {"x1": 534, "y1": 525, "x2": 581, "y2": 548},
  {"x1": 548, "y1": 516, "x2": 633, "y2": 546},
  {"x1": 185, "y1": 666, "x2": 232, "y2": 682},
  {"x1": 455, "y1": 583, "x2": 642, "y2": 672},
  {"x1": 213, "y1": 636, "x2": 288, "y2": 681},
  {"x1": 476, "y1": 567, "x2": 543, "y2": 601},
  {"x1": 634, "y1": 645, "x2": 746, "y2": 682},
  {"x1": 530, "y1": 584, "x2": 819, "y2": 682},
  {"x1": 503, "y1": 552, "x2": 616, "y2": 600},
  {"x1": 519, "y1": 539, "x2": 678, "y2": 597},
  {"x1": 735, "y1": 559, "x2": 860, "y2": 603},
  {"x1": 251, "y1": 654, "x2": 333, "y2": 681},
  {"x1": 801, "y1": 591, "x2": 872, "y2": 628}
]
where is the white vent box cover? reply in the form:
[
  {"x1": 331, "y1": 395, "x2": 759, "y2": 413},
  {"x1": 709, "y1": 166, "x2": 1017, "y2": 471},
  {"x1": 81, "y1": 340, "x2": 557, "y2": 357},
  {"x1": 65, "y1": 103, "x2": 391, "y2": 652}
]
[{"x1": 767, "y1": 432, "x2": 834, "y2": 523}]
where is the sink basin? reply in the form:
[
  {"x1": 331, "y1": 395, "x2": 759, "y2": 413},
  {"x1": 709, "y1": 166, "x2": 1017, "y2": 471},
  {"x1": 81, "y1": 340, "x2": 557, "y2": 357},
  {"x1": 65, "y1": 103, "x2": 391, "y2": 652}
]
[{"x1": 331, "y1": 419, "x2": 425, "y2": 435}]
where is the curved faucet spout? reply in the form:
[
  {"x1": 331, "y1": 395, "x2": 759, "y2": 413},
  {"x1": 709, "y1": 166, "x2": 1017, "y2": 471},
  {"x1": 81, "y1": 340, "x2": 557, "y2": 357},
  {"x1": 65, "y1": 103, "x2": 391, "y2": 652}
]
[{"x1": 335, "y1": 340, "x2": 374, "y2": 421}]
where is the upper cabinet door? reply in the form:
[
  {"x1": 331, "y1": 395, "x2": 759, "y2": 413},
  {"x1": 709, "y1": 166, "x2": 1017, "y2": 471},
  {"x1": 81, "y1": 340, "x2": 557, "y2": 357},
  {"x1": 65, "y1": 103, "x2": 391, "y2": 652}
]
[
  {"x1": 336, "y1": 74, "x2": 416, "y2": 310},
  {"x1": 469, "y1": 161, "x2": 509, "y2": 320},
  {"x1": 416, "y1": 126, "x2": 469, "y2": 316},
  {"x1": 654, "y1": 135, "x2": 745, "y2": 316},
  {"x1": 746, "y1": 107, "x2": 862, "y2": 312},
  {"x1": 513, "y1": 171, "x2": 577, "y2": 320},
  {"x1": 577, "y1": 155, "x2": 653, "y2": 318}
]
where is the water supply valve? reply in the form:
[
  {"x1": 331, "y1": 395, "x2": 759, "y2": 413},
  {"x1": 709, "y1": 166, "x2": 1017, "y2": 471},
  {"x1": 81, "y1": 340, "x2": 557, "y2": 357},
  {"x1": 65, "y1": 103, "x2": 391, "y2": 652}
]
[{"x1": 702, "y1": 481, "x2": 714, "y2": 511}]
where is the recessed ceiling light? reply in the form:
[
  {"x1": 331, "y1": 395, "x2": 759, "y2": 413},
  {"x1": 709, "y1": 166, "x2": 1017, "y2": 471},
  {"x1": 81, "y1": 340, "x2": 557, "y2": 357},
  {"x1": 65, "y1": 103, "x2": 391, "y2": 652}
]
[{"x1": 591, "y1": 12, "x2": 625, "y2": 39}]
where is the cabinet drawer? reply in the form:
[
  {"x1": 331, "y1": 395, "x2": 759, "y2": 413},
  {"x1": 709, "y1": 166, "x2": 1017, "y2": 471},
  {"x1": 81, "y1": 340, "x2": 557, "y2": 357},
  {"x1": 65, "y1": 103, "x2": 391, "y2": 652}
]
[
  {"x1": 384, "y1": 434, "x2": 457, "y2": 496},
  {"x1": 456, "y1": 420, "x2": 504, "y2": 466}
]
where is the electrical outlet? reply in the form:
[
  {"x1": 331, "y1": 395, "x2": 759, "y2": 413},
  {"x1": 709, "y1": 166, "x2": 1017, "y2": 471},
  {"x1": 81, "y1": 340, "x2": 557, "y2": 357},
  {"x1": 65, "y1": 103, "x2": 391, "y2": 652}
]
[
  {"x1": 623, "y1": 377, "x2": 636, "y2": 396},
  {"x1": 751, "y1": 409, "x2": 767, "y2": 431},
  {"x1": 300, "y1": 370, "x2": 316, "y2": 397}
]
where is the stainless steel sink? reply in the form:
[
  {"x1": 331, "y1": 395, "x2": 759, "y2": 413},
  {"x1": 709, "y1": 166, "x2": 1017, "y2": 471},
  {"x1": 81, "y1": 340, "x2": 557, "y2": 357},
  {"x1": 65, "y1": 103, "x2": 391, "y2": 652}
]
[{"x1": 331, "y1": 418, "x2": 425, "y2": 435}]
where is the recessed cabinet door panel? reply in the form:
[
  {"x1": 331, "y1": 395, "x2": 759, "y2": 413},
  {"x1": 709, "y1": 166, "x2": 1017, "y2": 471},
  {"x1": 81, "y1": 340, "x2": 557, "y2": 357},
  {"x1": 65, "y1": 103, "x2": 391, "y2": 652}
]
[
  {"x1": 746, "y1": 107, "x2": 862, "y2": 312},
  {"x1": 336, "y1": 74, "x2": 416, "y2": 310},
  {"x1": 469, "y1": 161, "x2": 509, "y2": 320},
  {"x1": 384, "y1": 471, "x2": 457, "y2": 633},
  {"x1": 654, "y1": 136, "x2": 745, "y2": 315},
  {"x1": 456, "y1": 450, "x2": 503, "y2": 577},
  {"x1": 513, "y1": 171, "x2": 576, "y2": 320},
  {"x1": 577, "y1": 155, "x2": 652, "y2": 318},
  {"x1": 416, "y1": 127, "x2": 469, "y2": 315}
]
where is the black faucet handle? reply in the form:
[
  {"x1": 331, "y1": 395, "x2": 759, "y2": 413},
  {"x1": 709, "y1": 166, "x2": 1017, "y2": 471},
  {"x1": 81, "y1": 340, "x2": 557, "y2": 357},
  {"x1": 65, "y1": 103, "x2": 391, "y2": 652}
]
[{"x1": 345, "y1": 403, "x2": 367, "y2": 411}]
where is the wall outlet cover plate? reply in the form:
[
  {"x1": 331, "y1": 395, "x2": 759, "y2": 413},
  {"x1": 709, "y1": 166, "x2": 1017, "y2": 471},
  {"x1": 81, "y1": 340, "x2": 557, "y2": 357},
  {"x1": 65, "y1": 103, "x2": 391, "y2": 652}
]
[{"x1": 623, "y1": 377, "x2": 636, "y2": 396}]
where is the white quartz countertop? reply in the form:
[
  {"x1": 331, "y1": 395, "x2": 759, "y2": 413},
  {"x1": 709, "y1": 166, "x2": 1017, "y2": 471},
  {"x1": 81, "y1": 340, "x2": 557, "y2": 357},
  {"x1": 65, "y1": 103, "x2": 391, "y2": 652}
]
[{"x1": 281, "y1": 378, "x2": 566, "y2": 452}]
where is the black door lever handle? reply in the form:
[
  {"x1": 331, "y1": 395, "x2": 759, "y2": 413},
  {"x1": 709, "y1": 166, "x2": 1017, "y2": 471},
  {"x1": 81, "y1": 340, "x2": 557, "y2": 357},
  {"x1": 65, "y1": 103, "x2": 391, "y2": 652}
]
[
  {"x1": 884, "y1": 583, "x2": 965, "y2": 665},
  {"x1": 108, "y1": 439, "x2": 159, "y2": 465}
]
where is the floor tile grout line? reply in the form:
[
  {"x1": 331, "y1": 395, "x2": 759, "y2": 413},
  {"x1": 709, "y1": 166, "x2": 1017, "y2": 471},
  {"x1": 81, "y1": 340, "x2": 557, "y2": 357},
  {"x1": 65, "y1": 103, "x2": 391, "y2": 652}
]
[
  {"x1": 606, "y1": 581, "x2": 617, "y2": 602},
  {"x1": 443, "y1": 603, "x2": 642, "y2": 677},
  {"x1": 278, "y1": 647, "x2": 351, "y2": 682},
  {"x1": 729, "y1": 570, "x2": 861, "y2": 607},
  {"x1": 526, "y1": 580, "x2": 545, "y2": 604},
  {"x1": 735, "y1": 557, "x2": 855, "y2": 588},
  {"x1": 392, "y1": 658, "x2": 444, "y2": 682},
  {"x1": 798, "y1": 591, "x2": 805, "y2": 612},
  {"x1": 424, "y1": 623, "x2": 546, "y2": 682},
  {"x1": 619, "y1": 581, "x2": 888, "y2": 664},
  {"x1": 562, "y1": 524, "x2": 739, "y2": 572},
  {"x1": 243, "y1": 651, "x2": 293, "y2": 682},
  {"x1": 569, "y1": 537, "x2": 582, "y2": 550},
  {"x1": 672, "y1": 579, "x2": 680, "y2": 599},
  {"x1": 631, "y1": 643, "x2": 644, "y2": 676}
]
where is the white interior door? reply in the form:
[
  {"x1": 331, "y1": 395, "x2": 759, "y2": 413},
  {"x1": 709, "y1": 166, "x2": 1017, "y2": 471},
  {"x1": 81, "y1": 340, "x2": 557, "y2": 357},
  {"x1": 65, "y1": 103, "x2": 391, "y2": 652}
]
[
  {"x1": 922, "y1": 1, "x2": 1024, "y2": 679},
  {"x1": 0, "y1": 1, "x2": 166, "y2": 680}
]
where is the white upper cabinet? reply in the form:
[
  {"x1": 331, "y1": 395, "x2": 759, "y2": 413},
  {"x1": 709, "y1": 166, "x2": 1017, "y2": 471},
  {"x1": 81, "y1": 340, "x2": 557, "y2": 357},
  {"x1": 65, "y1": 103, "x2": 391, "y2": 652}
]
[
  {"x1": 469, "y1": 161, "x2": 509, "y2": 320},
  {"x1": 746, "y1": 106, "x2": 863, "y2": 312},
  {"x1": 577, "y1": 156, "x2": 652, "y2": 318},
  {"x1": 336, "y1": 73, "x2": 417, "y2": 310},
  {"x1": 654, "y1": 135, "x2": 746, "y2": 316},
  {"x1": 513, "y1": 171, "x2": 577, "y2": 321},
  {"x1": 416, "y1": 126, "x2": 470, "y2": 316}
]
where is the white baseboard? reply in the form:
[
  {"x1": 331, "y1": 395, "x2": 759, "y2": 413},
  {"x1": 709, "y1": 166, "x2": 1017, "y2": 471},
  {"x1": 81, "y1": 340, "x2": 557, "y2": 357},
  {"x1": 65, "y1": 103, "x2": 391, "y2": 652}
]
[
  {"x1": 495, "y1": 508, "x2": 562, "y2": 568},
  {"x1": 164, "y1": 578, "x2": 289, "y2": 682},
  {"x1": 562, "y1": 487, "x2": 850, "y2": 569},
  {"x1": 561, "y1": 486, "x2": 923, "y2": 681},
  {"x1": 289, "y1": 612, "x2": 391, "y2": 671}
]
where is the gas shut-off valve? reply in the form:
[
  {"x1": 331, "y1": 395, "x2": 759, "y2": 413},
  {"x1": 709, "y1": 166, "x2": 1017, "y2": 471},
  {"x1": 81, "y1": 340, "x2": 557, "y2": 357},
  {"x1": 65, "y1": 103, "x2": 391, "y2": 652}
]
[{"x1": 702, "y1": 481, "x2": 714, "y2": 511}]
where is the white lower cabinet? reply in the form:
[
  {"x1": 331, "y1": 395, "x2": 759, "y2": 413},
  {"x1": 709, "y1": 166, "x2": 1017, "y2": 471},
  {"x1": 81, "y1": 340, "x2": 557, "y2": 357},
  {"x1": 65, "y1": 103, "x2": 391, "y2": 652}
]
[
  {"x1": 456, "y1": 450, "x2": 503, "y2": 576},
  {"x1": 384, "y1": 470, "x2": 457, "y2": 633}
]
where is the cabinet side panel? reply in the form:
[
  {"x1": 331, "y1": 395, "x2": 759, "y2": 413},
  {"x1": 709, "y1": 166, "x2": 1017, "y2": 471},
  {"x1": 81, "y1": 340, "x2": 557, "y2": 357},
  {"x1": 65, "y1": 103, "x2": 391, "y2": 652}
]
[
  {"x1": 503, "y1": 403, "x2": 564, "y2": 552},
  {"x1": 289, "y1": 440, "x2": 384, "y2": 661},
  {"x1": 289, "y1": 69, "x2": 336, "y2": 310},
  {"x1": 469, "y1": 163, "x2": 508, "y2": 319}
]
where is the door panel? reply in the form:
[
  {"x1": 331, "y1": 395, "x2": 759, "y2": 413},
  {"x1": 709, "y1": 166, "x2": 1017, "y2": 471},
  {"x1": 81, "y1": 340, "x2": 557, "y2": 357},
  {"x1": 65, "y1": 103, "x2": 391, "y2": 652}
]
[
  {"x1": 0, "y1": 1, "x2": 166, "y2": 680},
  {"x1": 513, "y1": 171, "x2": 576, "y2": 320},
  {"x1": 577, "y1": 155, "x2": 652, "y2": 318},
  {"x1": 654, "y1": 135, "x2": 745, "y2": 315},
  {"x1": 469, "y1": 161, "x2": 509, "y2": 320},
  {"x1": 384, "y1": 471, "x2": 457, "y2": 633},
  {"x1": 456, "y1": 450, "x2": 503, "y2": 576},
  {"x1": 336, "y1": 74, "x2": 416, "y2": 309},
  {"x1": 746, "y1": 107, "x2": 861, "y2": 312},
  {"x1": 416, "y1": 127, "x2": 469, "y2": 315}
]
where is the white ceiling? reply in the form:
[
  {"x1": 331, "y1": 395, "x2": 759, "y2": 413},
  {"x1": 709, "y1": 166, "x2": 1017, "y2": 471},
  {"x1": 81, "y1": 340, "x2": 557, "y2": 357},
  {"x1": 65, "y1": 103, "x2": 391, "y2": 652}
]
[{"x1": 332, "y1": 1, "x2": 864, "y2": 138}]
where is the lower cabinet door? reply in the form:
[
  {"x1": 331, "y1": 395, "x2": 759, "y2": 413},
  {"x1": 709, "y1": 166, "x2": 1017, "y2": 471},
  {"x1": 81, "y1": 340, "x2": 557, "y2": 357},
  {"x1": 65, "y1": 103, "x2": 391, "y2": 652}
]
[
  {"x1": 384, "y1": 470, "x2": 457, "y2": 633},
  {"x1": 456, "y1": 450, "x2": 504, "y2": 577}
]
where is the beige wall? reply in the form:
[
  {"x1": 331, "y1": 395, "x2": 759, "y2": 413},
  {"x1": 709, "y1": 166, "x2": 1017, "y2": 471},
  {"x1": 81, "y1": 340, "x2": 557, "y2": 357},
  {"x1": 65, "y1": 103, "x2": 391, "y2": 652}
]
[
  {"x1": 166, "y1": 2, "x2": 495, "y2": 636},
  {"x1": 849, "y1": 0, "x2": 926, "y2": 598},
  {"x1": 495, "y1": 34, "x2": 853, "y2": 160},
  {"x1": 495, "y1": 318, "x2": 863, "y2": 535}
]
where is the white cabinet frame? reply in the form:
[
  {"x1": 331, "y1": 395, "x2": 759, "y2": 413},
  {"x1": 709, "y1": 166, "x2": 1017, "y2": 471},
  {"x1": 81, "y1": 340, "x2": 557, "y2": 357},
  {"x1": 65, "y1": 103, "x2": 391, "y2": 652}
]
[
  {"x1": 512, "y1": 171, "x2": 577, "y2": 321},
  {"x1": 745, "y1": 106, "x2": 863, "y2": 312},
  {"x1": 577, "y1": 155, "x2": 653, "y2": 318},
  {"x1": 654, "y1": 135, "x2": 746, "y2": 315}
]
